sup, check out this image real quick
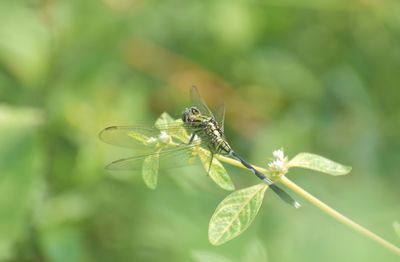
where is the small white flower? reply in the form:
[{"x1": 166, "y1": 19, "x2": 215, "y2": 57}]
[
  {"x1": 158, "y1": 131, "x2": 170, "y2": 144},
  {"x1": 268, "y1": 148, "x2": 288, "y2": 175},
  {"x1": 268, "y1": 159, "x2": 284, "y2": 170},
  {"x1": 272, "y1": 149, "x2": 285, "y2": 160}
]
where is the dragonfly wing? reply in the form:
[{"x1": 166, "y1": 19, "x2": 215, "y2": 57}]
[
  {"x1": 99, "y1": 123, "x2": 196, "y2": 148},
  {"x1": 99, "y1": 126, "x2": 152, "y2": 148},
  {"x1": 105, "y1": 143, "x2": 202, "y2": 171},
  {"x1": 190, "y1": 86, "x2": 215, "y2": 118},
  {"x1": 214, "y1": 104, "x2": 226, "y2": 133}
]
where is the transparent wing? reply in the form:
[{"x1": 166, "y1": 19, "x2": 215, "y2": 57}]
[
  {"x1": 99, "y1": 123, "x2": 204, "y2": 149},
  {"x1": 190, "y1": 86, "x2": 215, "y2": 118},
  {"x1": 105, "y1": 141, "x2": 204, "y2": 171},
  {"x1": 214, "y1": 104, "x2": 226, "y2": 133}
]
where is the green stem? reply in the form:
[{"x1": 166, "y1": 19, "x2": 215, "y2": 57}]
[{"x1": 216, "y1": 154, "x2": 400, "y2": 256}]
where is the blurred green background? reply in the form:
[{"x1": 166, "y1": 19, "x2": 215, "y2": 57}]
[{"x1": 1, "y1": 0, "x2": 399, "y2": 261}]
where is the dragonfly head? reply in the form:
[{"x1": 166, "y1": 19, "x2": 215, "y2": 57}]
[{"x1": 182, "y1": 107, "x2": 201, "y2": 124}]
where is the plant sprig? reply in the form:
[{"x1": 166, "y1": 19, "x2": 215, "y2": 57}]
[
  {"x1": 118, "y1": 112, "x2": 400, "y2": 256},
  {"x1": 213, "y1": 152, "x2": 400, "y2": 256}
]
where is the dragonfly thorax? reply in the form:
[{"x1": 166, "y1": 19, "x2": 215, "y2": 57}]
[{"x1": 182, "y1": 106, "x2": 231, "y2": 154}]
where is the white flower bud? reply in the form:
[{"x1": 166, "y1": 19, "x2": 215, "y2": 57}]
[
  {"x1": 272, "y1": 149, "x2": 285, "y2": 160},
  {"x1": 158, "y1": 131, "x2": 170, "y2": 144},
  {"x1": 268, "y1": 148, "x2": 288, "y2": 175}
]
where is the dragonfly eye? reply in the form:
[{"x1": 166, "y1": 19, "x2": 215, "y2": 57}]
[
  {"x1": 182, "y1": 107, "x2": 201, "y2": 123},
  {"x1": 190, "y1": 107, "x2": 200, "y2": 115}
]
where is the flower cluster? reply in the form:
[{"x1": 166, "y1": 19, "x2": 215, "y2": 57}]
[
  {"x1": 158, "y1": 131, "x2": 171, "y2": 144},
  {"x1": 267, "y1": 149, "x2": 289, "y2": 177},
  {"x1": 145, "y1": 131, "x2": 172, "y2": 146}
]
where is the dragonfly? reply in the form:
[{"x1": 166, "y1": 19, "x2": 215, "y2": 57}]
[{"x1": 100, "y1": 86, "x2": 300, "y2": 208}]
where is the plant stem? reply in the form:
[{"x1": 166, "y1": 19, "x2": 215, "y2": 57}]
[{"x1": 216, "y1": 154, "x2": 400, "y2": 256}]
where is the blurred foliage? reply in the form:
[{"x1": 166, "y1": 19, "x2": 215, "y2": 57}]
[{"x1": 0, "y1": 0, "x2": 399, "y2": 261}]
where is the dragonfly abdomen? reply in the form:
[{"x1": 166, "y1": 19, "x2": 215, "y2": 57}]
[
  {"x1": 213, "y1": 138, "x2": 231, "y2": 154},
  {"x1": 229, "y1": 151, "x2": 300, "y2": 208},
  {"x1": 202, "y1": 118, "x2": 232, "y2": 154}
]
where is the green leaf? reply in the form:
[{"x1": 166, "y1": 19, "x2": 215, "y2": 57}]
[
  {"x1": 169, "y1": 120, "x2": 190, "y2": 143},
  {"x1": 288, "y1": 152, "x2": 352, "y2": 176},
  {"x1": 208, "y1": 184, "x2": 268, "y2": 245},
  {"x1": 154, "y1": 112, "x2": 175, "y2": 128},
  {"x1": 0, "y1": 106, "x2": 43, "y2": 260},
  {"x1": 0, "y1": 3, "x2": 50, "y2": 86},
  {"x1": 142, "y1": 151, "x2": 160, "y2": 189},
  {"x1": 198, "y1": 148, "x2": 234, "y2": 191},
  {"x1": 155, "y1": 113, "x2": 189, "y2": 143},
  {"x1": 394, "y1": 221, "x2": 400, "y2": 239}
]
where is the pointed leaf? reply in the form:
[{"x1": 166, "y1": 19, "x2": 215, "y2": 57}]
[
  {"x1": 155, "y1": 113, "x2": 189, "y2": 143},
  {"x1": 209, "y1": 184, "x2": 268, "y2": 245},
  {"x1": 168, "y1": 120, "x2": 189, "y2": 143},
  {"x1": 288, "y1": 152, "x2": 352, "y2": 176},
  {"x1": 198, "y1": 148, "x2": 234, "y2": 191},
  {"x1": 154, "y1": 112, "x2": 175, "y2": 128},
  {"x1": 142, "y1": 151, "x2": 160, "y2": 189}
]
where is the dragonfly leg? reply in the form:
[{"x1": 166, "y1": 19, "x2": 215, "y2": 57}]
[{"x1": 188, "y1": 131, "x2": 201, "y2": 145}]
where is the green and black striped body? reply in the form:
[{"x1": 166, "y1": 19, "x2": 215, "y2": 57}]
[
  {"x1": 182, "y1": 106, "x2": 300, "y2": 208},
  {"x1": 183, "y1": 107, "x2": 231, "y2": 155}
]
